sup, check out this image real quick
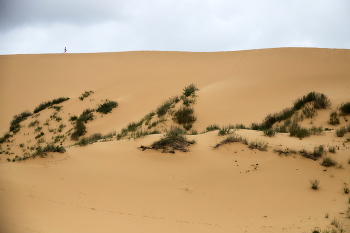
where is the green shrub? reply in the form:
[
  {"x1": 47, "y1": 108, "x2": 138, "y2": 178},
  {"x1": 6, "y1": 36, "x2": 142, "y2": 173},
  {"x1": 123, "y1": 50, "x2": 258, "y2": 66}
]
[
  {"x1": 336, "y1": 126, "x2": 348, "y2": 137},
  {"x1": 328, "y1": 146, "x2": 336, "y2": 153},
  {"x1": 321, "y1": 156, "x2": 337, "y2": 167},
  {"x1": 289, "y1": 122, "x2": 310, "y2": 139},
  {"x1": 206, "y1": 124, "x2": 220, "y2": 132},
  {"x1": 309, "y1": 126, "x2": 323, "y2": 135},
  {"x1": 218, "y1": 127, "x2": 231, "y2": 136},
  {"x1": 328, "y1": 111, "x2": 340, "y2": 125},
  {"x1": 183, "y1": 84, "x2": 198, "y2": 97},
  {"x1": 302, "y1": 106, "x2": 317, "y2": 118},
  {"x1": 0, "y1": 133, "x2": 12, "y2": 144},
  {"x1": 340, "y1": 102, "x2": 350, "y2": 115},
  {"x1": 293, "y1": 92, "x2": 330, "y2": 110},
  {"x1": 76, "y1": 133, "x2": 103, "y2": 146},
  {"x1": 150, "y1": 127, "x2": 195, "y2": 152},
  {"x1": 248, "y1": 140, "x2": 268, "y2": 151},
  {"x1": 264, "y1": 129, "x2": 276, "y2": 137},
  {"x1": 214, "y1": 134, "x2": 243, "y2": 148},
  {"x1": 34, "y1": 97, "x2": 69, "y2": 113},
  {"x1": 28, "y1": 120, "x2": 39, "y2": 127},
  {"x1": 79, "y1": 109, "x2": 95, "y2": 123},
  {"x1": 310, "y1": 179, "x2": 320, "y2": 190},
  {"x1": 313, "y1": 145, "x2": 325, "y2": 158},
  {"x1": 71, "y1": 119, "x2": 87, "y2": 140},
  {"x1": 42, "y1": 143, "x2": 66, "y2": 153},
  {"x1": 173, "y1": 107, "x2": 196, "y2": 125},
  {"x1": 156, "y1": 99, "x2": 173, "y2": 117},
  {"x1": 96, "y1": 100, "x2": 118, "y2": 114},
  {"x1": 35, "y1": 132, "x2": 44, "y2": 139},
  {"x1": 79, "y1": 91, "x2": 94, "y2": 101},
  {"x1": 10, "y1": 111, "x2": 33, "y2": 132},
  {"x1": 69, "y1": 116, "x2": 78, "y2": 121}
]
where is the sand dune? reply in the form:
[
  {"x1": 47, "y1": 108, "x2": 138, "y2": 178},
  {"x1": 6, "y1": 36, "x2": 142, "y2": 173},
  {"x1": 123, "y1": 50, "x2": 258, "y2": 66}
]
[{"x1": 0, "y1": 48, "x2": 350, "y2": 233}]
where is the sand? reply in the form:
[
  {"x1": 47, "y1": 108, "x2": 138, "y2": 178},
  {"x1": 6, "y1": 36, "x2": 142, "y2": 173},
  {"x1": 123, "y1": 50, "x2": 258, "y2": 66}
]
[{"x1": 0, "y1": 48, "x2": 350, "y2": 233}]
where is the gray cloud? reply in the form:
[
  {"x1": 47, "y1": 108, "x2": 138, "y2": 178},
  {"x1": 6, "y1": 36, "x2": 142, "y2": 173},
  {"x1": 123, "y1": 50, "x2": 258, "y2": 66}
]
[{"x1": 1, "y1": 0, "x2": 349, "y2": 54}]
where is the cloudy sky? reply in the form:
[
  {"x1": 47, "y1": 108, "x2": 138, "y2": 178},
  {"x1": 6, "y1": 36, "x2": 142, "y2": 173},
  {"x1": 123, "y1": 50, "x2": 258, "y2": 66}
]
[{"x1": 0, "y1": 0, "x2": 349, "y2": 54}]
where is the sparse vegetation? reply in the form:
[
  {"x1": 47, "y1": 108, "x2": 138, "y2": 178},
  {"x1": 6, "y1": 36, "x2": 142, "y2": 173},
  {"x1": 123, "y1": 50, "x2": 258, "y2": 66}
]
[
  {"x1": 329, "y1": 111, "x2": 340, "y2": 125},
  {"x1": 33, "y1": 97, "x2": 69, "y2": 113},
  {"x1": 321, "y1": 156, "x2": 337, "y2": 167},
  {"x1": 288, "y1": 122, "x2": 310, "y2": 139},
  {"x1": 0, "y1": 133, "x2": 12, "y2": 144},
  {"x1": 141, "y1": 127, "x2": 195, "y2": 153},
  {"x1": 248, "y1": 140, "x2": 268, "y2": 151},
  {"x1": 310, "y1": 179, "x2": 320, "y2": 190},
  {"x1": 10, "y1": 111, "x2": 33, "y2": 133},
  {"x1": 79, "y1": 91, "x2": 94, "y2": 101},
  {"x1": 336, "y1": 125, "x2": 350, "y2": 137},
  {"x1": 96, "y1": 100, "x2": 118, "y2": 114},
  {"x1": 156, "y1": 99, "x2": 174, "y2": 117},
  {"x1": 205, "y1": 124, "x2": 220, "y2": 132},
  {"x1": 328, "y1": 146, "x2": 336, "y2": 153},
  {"x1": 214, "y1": 134, "x2": 244, "y2": 148},
  {"x1": 264, "y1": 129, "x2": 276, "y2": 137},
  {"x1": 76, "y1": 133, "x2": 103, "y2": 146},
  {"x1": 218, "y1": 126, "x2": 232, "y2": 136},
  {"x1": 28, "y1": 120, "x2": 39, "y2": 127}
]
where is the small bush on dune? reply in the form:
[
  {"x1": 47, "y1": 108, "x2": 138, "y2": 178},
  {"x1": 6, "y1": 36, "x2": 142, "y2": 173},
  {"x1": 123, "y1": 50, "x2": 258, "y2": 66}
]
[
  {"x1": 289, "y1": 122, "x2": 310, "y2": 139},
  {"x1": 71, "y1": 119, "x2": 87, "y2": 140},
  {"x1": 183, "y1": 84, "x2": 198, "y2": 97},
  {"x1": 76, "y1": 133, "x2": 103, "y2": 146},
  {"x1": 79, "y1": 91, "x2": 94, "y2": 101},
  {"x1": 218, "y1": 126, "x2": 231, "y2": 136},
  {"x1": 214, "y1": 134, "x2": 243, "y2": 148},
  {"x1": 206, "y1": 124, "x2": 220, "y2": 132},
  {"x1": 328, "y1": 111, "x2": 340, "y2": 125},
  {"x1": 248, "y1": 140, "x2": 268, "y2": 151},
  {"x1": 264, "y1": 129, "x2": 276, "y2": 137},
  {"x1": 34, "y1": 97, "x2": 69, "y2": 113},
  {"x1": 321, "y1": 156, "x2": 337, "y2": 167},
  {"x1": 147, "y1": 127, "x2": 195, "y2": 153},
  {"x1": 293, "y1": 92, "x2": 330, "y2": 110},
  {"x1": 96, "y1": 100, "x2": 118, "y2": 114},
  {"x1": 10, "y1": 111, "x2": 33, "y2": 132},
  {"x1": 336, "y1": 125, "x2": 350, "y2": 137},
  {"x1": 156, "y1": 99, "x2": 173, "y2": 117},
  {"x1": 340, "y1": 102, "x2": 350, "y2": 115},
  {"x1": 310, "y1": 179, "x2": 320, "y2": 190},
  {"x1": 173, "y1": 107, "x2": 196, "y2": 127},
  {"x1": 0, "y1": 133, "x2": 12, "y2": 144}
]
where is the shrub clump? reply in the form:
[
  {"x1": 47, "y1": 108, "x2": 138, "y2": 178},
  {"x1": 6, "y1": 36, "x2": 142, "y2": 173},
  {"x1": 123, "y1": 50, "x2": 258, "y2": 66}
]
[
  {"x1": 173, "y1": 107, "x2": 196, "y2": 130},
  {"x1": 310, "y1": 179, "x2": 320, "y2": 190},
  {"x1": 10, "y1": 111, "x2": 33, "y2": 133},
  {"x1": 33, "y1": 97, "x2": 69, "y2": 113},
  {"x1": 328, "y1": 111, "x2": 340, "y2": 125},
  {"x1": 293, "y1": 92, "x2": 330, "y2": 110},
  {"x1": 156, "y1": 99, "x2": 174, "y2": 117},
  {"x1": 142, "y1": 127, "x2": 195, "y2": 153},
  {"x1": 288, "y1": 122, "x2": 310, "y2": 139},
  {"x1": 248, "y1": 140, "x2": 268, "y2": 151},
  {"x1": 336, "y1": 125, "x2": 350, "y2": 137},
  {"x1": 340, "y1": 102, "x2": 350, "y2": 115},
  {"x1": 0, "y1": 133, "x2": 12, "y2": 144},
  {"x1": 214, "y1": 134, "x2": 244, "y2": 148},
  {"x1": 96, "y1": 100, "x2": 118, "y2": 114},
  {"x1": 183, "y1": 84, "x2": 198, "y2": 97},
  {"x1": 76, "y1": 133, "x2": 103, "y2": 146},
  {"x1": 79, "y1": 91, "x2": 94, "y2": 101},
  {"x1": 321, "y1": 156, "x2": 337, "y2": 167},
  {"x1": 206, "y1": 124, "x2": 220, "y2": 132}
]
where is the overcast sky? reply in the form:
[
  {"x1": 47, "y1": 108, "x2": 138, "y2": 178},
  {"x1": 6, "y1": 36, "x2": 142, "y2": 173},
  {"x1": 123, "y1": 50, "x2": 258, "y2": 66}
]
[{"x1": 0, "y1": 0, "x2": 349, "y2": 54}]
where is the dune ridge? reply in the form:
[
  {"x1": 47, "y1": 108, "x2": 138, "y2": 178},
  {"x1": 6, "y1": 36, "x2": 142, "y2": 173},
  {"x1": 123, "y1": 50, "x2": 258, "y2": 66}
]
[{"x1": 0, "y1": 48, "x2": 350, "y2": 233}]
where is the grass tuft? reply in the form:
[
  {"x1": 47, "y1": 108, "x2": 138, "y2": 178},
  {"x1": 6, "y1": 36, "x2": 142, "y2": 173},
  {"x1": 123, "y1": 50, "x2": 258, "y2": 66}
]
[
  {"x1": 321, "y1": 156, "x2": 338, "y2": 167},
  {"x1": 183, "y1": 84, "x2": 198, "y2": 97}
]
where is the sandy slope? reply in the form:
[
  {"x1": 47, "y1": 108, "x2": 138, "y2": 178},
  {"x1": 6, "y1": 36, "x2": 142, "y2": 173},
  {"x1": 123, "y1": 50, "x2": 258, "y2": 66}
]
[{"x1": 0, "y1": 48, "x2": 350, "y2": 233}]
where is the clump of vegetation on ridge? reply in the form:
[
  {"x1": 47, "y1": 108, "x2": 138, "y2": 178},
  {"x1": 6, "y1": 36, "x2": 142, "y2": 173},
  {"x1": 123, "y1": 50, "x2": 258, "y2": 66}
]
[
  {"x1": 33, "y1": 97, "x2": 69, "y2": 113},
  {"x1": 140, "y1": 127, "x2": 195, "y2": 153}
]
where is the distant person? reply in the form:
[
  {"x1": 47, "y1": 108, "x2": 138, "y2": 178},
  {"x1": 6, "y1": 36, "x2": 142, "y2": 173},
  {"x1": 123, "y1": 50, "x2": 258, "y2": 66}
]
[{"x1": 64, "y1": 47, "x2": 67, "y2": 53}]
